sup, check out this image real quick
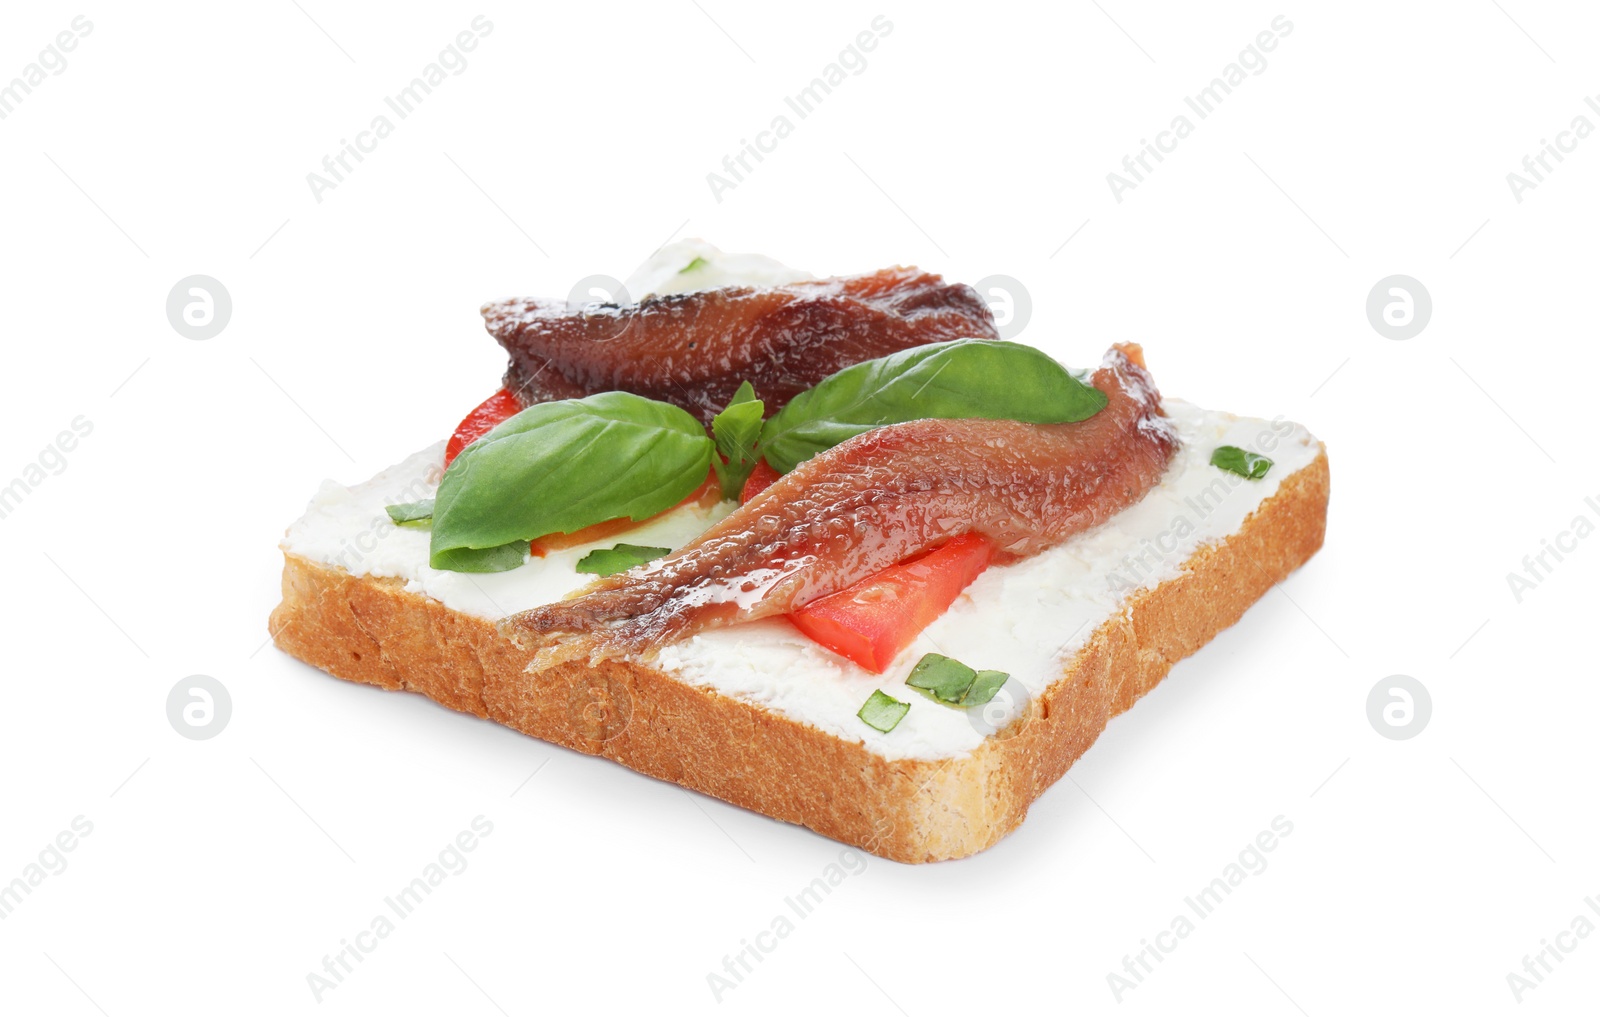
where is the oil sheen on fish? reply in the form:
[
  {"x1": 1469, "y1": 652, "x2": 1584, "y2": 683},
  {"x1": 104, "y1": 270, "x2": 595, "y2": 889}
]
[
  {"x1": 501, "y1": 344, "x2": 1179, "y2": 657},
  {"x1": 482, "y1": 267, "x2": 998, "y2": 425}
]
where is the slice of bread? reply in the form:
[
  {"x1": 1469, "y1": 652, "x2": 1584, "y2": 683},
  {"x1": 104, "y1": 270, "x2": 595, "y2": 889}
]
[{"x1": 269, "y1": 446, "x2": 1328, "y2": 863}]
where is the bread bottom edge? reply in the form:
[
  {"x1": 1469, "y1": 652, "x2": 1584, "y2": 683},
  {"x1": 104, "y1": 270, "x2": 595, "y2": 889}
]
[{"x1": 269, "y1": 450, "x2": 1329, "y2": 863}]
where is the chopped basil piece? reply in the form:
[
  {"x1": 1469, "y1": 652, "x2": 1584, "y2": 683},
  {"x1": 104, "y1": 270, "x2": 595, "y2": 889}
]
[
  {"x1": 386, "y1": 499, "x2": 435, "y2": 529},
  {"x1": 906, "y1": 653, "x2": 978, "y2": 704},
  {"x1": 678, "y1": 256, "x2": 708, "y2": 274},
  {"x1": 964, "y1": 670, "x2": 1010, "y2": 707},
  {"x1": 576, "y1": 543, "x2": 672, "y2": 578},
  {"x1": 1210, "y1": 445, "x2": 1273, "y2": 480},
  {"x1": 710, "y1": 381, "x2": 764, "y2": 500},
  {"x1": 906, "y1": 653, "x2": 1012, "y2": 708},
  {"x1": 858, "y1": 689, "x2": 910, "y2": 733}
]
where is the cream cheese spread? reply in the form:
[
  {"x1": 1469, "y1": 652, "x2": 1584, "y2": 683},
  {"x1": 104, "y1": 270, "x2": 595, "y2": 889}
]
[
  {"x1": 622, "y1": 239, "x2": 813, "y2": 299},
  {"x1": 281, "y1": 402, "x2": 1318, "y2": 761}
]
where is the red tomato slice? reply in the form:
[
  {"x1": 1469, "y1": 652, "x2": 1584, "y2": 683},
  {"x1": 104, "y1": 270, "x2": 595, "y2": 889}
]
[
  {"x1": 740, "y1": 460, "x2": 781, "y2": 504},
  {"x1": 445, "y1": 388, "x2": 523, "y2": 466},
  {"x1": 788, "y1": 534, "x2": 994, "y2": 674}
]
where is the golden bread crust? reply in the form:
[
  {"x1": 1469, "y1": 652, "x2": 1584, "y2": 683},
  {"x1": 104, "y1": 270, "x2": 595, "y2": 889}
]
[{"x1": 269, "y1": 450, "x2": 1329, "y2": 862}]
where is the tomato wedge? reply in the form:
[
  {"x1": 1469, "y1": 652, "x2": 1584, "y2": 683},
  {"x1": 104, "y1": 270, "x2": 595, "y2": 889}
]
[
  {"x1": 788, "y1": 533, "x2": 994, "y2": 674},
  {"x1": 445, "y1": 388, "x2": 523, "y2": 467},
  {"x1": 740, "y1": 460, "x2": 781, "y2": 504}
]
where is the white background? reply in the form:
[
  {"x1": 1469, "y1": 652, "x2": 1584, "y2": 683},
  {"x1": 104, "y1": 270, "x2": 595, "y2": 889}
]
[{"x1": 1, "y1": 2, "x2": 1595, "y2": 1013}]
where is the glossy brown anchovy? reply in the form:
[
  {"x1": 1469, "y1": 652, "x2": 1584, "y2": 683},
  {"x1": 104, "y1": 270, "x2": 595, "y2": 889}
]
[
  {"x1": 500, "y1": 344, "x2": 1179, "y2": 658},
  {"x1": 482, "y1": 267, "x2": 998, "y2": 425}
]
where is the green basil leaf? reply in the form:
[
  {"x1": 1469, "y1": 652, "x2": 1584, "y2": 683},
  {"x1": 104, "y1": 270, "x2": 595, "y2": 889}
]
[
  {"x1": 710, "y1": 381, "x2": 765, "y2": 500},
  {"x1": 905, "y1": 653, "x2": 978, "y2": 705},
  {"x1": 724, "y1": 379, "x2": 759, "y2": 409},
  {"x1": 758, "y1": 339, "x2": 1109, "y2": 473},
  {"x1": 429, "y1": 392, "x2": 713, "y2": 572},
  {"x1": 679, "y1": 256, "x2": 708, "y2": 274},
  {"x1": 576, "y1": 543, "x2": 673, "y2": 578},
  {"x1": 386, "y1": 499, "x2": 435, "y2": 529},
  {"x1": 857, "y1": 689, "x2": 910, "y2": 733},
  {"x1": 429, "y1": 540, "x2": 529, "y2": 573},
  {"x1": 963, "y1": 669, "x2": 1011, "y2": 707},
  {"x1": 1210, "y1": 445, "x2": 1273, "y2": 480}
]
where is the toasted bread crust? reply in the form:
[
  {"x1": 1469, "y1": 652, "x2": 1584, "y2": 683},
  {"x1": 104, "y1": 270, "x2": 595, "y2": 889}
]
[{"x1": 269, "y1": 450, "x2": 1328, "y2": 862}]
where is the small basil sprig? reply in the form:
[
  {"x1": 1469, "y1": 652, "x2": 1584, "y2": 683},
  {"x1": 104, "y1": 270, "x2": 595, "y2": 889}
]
[
  {"x1": 1210, "y1": 446, "x2": 1273, "y2": 480},
  {"x1": 711, "y1": 381, "x2": 764, "y2": 500},
  {"x1": 857, "y1": 690, "x2": 910, "y2": 733},
  {"x1": 429, "y1": 392, "x2": 713, "y2": 573},
  {"x1": 758, "y1": 339, "x2": 1108, "y2": 473}
]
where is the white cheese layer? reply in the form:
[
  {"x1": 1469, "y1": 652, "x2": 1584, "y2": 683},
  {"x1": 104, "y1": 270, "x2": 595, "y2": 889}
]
[
  {"x1": 281, "y1": 402, "x2": 1319, "y2": 761},
  {"x1": 622, "y1": 239, "x2": 814, "y2": 300}
]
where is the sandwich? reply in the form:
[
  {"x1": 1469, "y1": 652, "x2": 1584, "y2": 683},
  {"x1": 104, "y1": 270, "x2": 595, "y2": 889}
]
[{"x1": 270, "y1": 241, "x2": 1329, "y2": 863}]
